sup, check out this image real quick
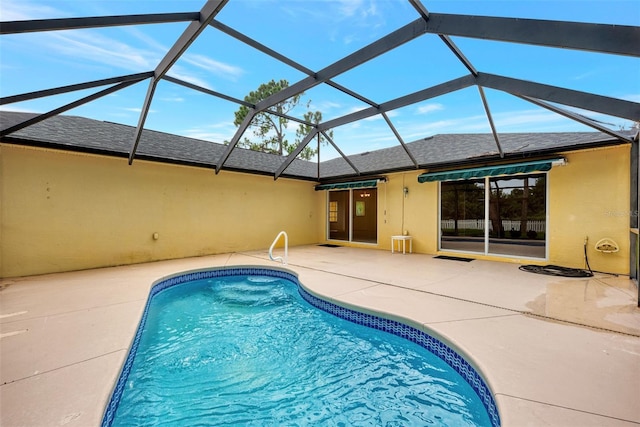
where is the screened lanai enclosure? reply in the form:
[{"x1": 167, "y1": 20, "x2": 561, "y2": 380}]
[
  {"x1": 0, "y1": 0, "x2": 639, "y2": 288},
  {"x1": 1, "y1": 0, "x2": 638, "y2": 172}
]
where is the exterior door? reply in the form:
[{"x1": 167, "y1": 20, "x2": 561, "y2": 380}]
[
  {"x1": 352, "y1": 188, "x2": 377, "y2": 243},
  {"x1": 328, "y1": 188, "x2": 377, "y2": 243}
]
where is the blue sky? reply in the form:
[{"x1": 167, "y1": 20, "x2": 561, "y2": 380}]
[{"x1": 1, "y1": 0, "x2": 639, "y2": 160}]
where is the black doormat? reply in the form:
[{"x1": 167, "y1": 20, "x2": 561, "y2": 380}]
[
  {"x1": 434, "y1": 255, "x2": 474, "y2": 262},
  {"x1": 318, "y1": 244, "x2": 341, "y2": 248}
]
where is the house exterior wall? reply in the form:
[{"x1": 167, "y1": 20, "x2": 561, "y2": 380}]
[
  {"x1": 379, "y1": 172, "x2": 439, "y2": 255},
  {"x1": 549, "y1": 145, "x2": 630, "y2": 274},
  {"x1": 1, "y1": 141, "x2": 630, "y2": 278},
  {"x1": 0, "y1": 144, "x2": 321, "y2": 278},
  {"x1": 317, "y1": 144, "x2": 631, "y2": 275},
  {"x1": 316, "y1": 172, "x2": 440, "y2": 254}
]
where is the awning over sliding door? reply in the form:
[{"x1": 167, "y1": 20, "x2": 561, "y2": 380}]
[
  {"x1": 315, "y1": 179, "x2": 379, "y2": 191},
  {"x1": 417, "y1": 158, "x2": 564, "y2": 183}
]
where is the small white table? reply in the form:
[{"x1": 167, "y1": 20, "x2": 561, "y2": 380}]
[{"x1": 391, "y1": 235, "x2": 412, "y2": 254}]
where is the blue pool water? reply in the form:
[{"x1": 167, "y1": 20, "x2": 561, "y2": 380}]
[{"x1": 103, "y1": 268, "x2": 498, "y2": 426}]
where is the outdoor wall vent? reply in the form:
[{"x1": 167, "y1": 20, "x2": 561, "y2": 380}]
[{"x1": 595, "y1": 237, "x2": 619, "y2": 253}]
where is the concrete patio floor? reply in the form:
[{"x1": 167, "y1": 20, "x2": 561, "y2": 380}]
[{"x1": 1, "y1": 245, "x2": 639, "y2": 426}]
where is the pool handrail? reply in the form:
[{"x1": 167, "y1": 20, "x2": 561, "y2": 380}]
[{"x1": 269, "y1": 231, "x2": 288, "y2": 265}]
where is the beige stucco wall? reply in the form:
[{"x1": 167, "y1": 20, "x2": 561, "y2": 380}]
[
  {"x1": 379, "y1": 172, "x2": 439, "y2": 255},
  {"x1": 1, "y1": 141, "x2": 631, "y2": 278},
  {"x1": 0, "y1": 144, "x2": 322, "y2": 278},
  {"x1": 317, "y1": 144, "x2": 631, "y2": 275},
  {"x1": 549, "y1": 145, "x2": 630, "y2": 274}
]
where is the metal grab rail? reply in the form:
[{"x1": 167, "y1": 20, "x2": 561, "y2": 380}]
[{"x1": 269, "y1": 231, "x2": 288, "y2": 265}]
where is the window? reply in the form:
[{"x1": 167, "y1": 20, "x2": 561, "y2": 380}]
[
  {"x1": 440, "y1": 173, "x2": 547, "y2": 258},
  {"x1": 329, "y1": 201, "x2": 338, "y2": 222}
]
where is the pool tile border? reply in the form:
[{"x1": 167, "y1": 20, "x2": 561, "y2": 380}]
[{"x1": 101, "y1": 267, "x2": 500, "y2": 427}]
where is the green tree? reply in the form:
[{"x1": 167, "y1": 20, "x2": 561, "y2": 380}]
[{"x1": 232, "y1": 79, "x2": 329, "y2": 160}]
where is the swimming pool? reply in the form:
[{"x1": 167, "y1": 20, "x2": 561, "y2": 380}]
[{"x1": 102, "y1": 267, "x2": 500, "y2": 426}]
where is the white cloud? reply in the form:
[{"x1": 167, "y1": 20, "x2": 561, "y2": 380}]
[
  {"x1": 48, "y1": 32, "x2": 154, "y2": 71},
  {"x1": 184, "y1": 122, "x2": 236, "y2": 143},
  {"x1": 2, "y1": 3, "x2": 160, "y2": 72},
  {"x1": 388, "y1": 108, "x2": 577, "y2": 141},
  {"x1": 622, "y1": 93, "x2": 640, "y2": 103},
  {"x1": 342, "y1": 34, "x2": 356, "y2": 45},
  {"x1": 2, "y1": 5, "x2": 238, "y2": 90},
  {"x1": 121, "y1": 107, "x2": 156, "y2": 114},
  {"x1": 572, "y1": 69, "x2": 601, "y2": 80},
  {"x1": 310, "y1": 100, "x2": 343, "y2": 111},
  {"x1": 158, "y1": 96, "x2": 185, "y2": 103},
  {"x1": 401, "y1": 118, "x2": 476, "y2": 140},
  {"x1": 182, "y1": 54, "x2": 245, "y2": 82},
  {"x1": 345, "y1": 105, "x2": 368, "y2": 114},
  {"x1": 0, "y1": 105, "x2": 38, "y2": 113},
  {"x1": 279, "y1": 0, "x2": 386, "y2": 45},
  {"x1": 337, "y1": 0, "x2": 364, "y2": 17},
  {"x1": 337, "y1": 0, "x2": 380, "y2": 20},
  {"x1": 182, "y1": 131, "x2": 226, "y2": 143},
  {"x1": 0, "y1": 0, "x2": 63, "y2": 20},
  {"x1": 362, "y1": 110, "x2": 398, "y2": 122},
  {"x1": 416, "y1": 103, "x2": 444, "y2": 114},
  {"x1": 165, "y1": 69, "x2": 213, "y2": 90},
  {"x1": 124, "y1": 27, "x2": 169, "y2": 54},
  {"x1": 493, "y1": 109, "x2": 562, "y2": 128}
]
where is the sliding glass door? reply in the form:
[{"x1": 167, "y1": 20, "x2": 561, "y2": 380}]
[
  {"x1": 440, "y1": 179, "x2": 485, "y2": 253},
  {"x1": 328, "y1": 188, "x2": 377, "y2": 243},
  {"x1": 488, "y1": 175, "x2": 546, "y2": 258},
  {"x1": 352, "y1": 188, "x2": 377, "y2": 243},
  {"x1": 440, "y1": 173, "x2": 547, "y2": 259}
]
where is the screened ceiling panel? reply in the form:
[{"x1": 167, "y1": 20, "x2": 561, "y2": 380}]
[
  {"x1": 142, "y1": 79, "x2": 241, "y2": 144},
  {"x1": 215, "y1": 1, "x2": 419, "y2": 71},
  {"x1": 386, "y1": 86, "x2": 492, "y2": 140},
  {"x1": 450, "y1": 37, "x2": 640, "y2": 97},
  {"x1": 1, "y1": 23, "x2": 191, "y2": 93},
  {"x1": 328, "y1": 114, "x2": 404, "y2": 156},
  {"x1": 540, "y1": 101, "x2": 638, "y2": 135},
  {"x1": 0, "y1": 0, "x2": 638, "y2": 180},
  {"x1": 64, "y1": 82, "x2": 155, "y2": 127},
  {"x1": 331, "y1": 33, "x2": 472, "y2": 102},
  {"x1": 474, "y1": 88, "x2": 598, "y2": 134},
  {"x1": 297, "y1": 82, "x2": 374, "y2": 123},
  {"x1": 170, "y1": 24, "x2": 309, "y2": 101}
]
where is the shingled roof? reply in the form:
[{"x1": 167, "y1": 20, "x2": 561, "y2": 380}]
[
  {"x1": 318, "y1": 131, "x2": 629, "y2": 179},
  {"x1": 0, "y1": 111, "x2": 318, "y2": 179},
  {"x1": 1, "y1": 110, "x2": 629, "y2": 182}
]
